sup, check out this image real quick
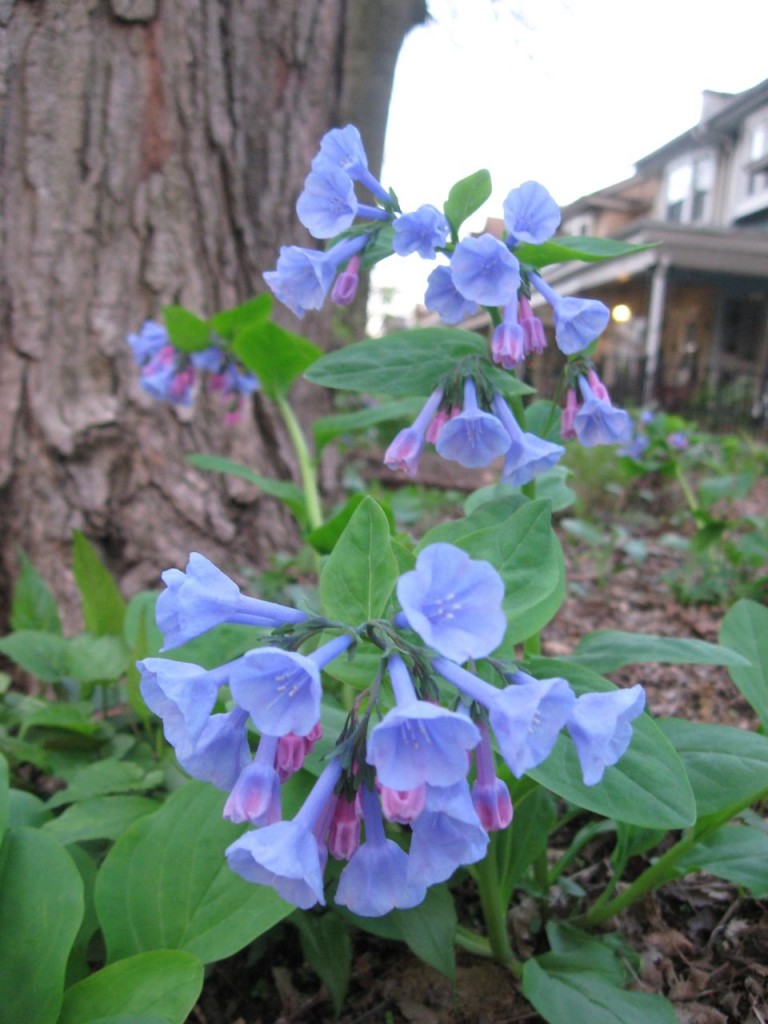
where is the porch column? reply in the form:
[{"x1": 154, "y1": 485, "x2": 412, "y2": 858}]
[{"x1": 642, "y1": 256, "x2": 670, "y2": 405}]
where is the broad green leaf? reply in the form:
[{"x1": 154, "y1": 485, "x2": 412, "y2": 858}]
[
  {"x1": 186, "y1": 453, "x2": 307, "y2": 522},
  {"x1": 523, "y1": 956, "x2": 678, "y2": 1024},
  {"x1": 0, "y1": 629, "x2": 70, "y2": 682},
  {"x1": 0, "y1": 827, "x2": 84, "y2": 1024},
  {"x1": 495, "y1": 784, "x2": 556, "y2": 903},
  {"x1": 313, "y1": 396, "x2": 422, "y2": 453},
  {"x1": 72, "y1": 531, "x2": 126, "y2": 636},
  {"x1": 209, "y1": 293, "x2": 272, "y2": 341},
  {"x1": 571, "y1": 630, "x2": 750, "y2": 673},
  {"x1": 20, "y1": 701, "x2": 102, "y2": 738},
  {"x1": 418, "y1": 494, "x2": 527, "y2": 547},
  {"x1": 535, "y1": 465, "x2": 577, "y2": 512},
  {"x1": 443, "y1": 169, "x2": 492, "y2": 234},
  {"x1": 545, "y1": 923, "x2": 627, "y2": 986},
  {"x1": 58, "y1": 950, "x2": 203, "y2": 1024},
  {"x1": 162, "y1": 304, "x2": 211, "y2": 352},
  {"x1": 360, "y1": 222, "x2": 395, "y2": 269},
  {"x1": 320, "y1": 497, "x2": 398, "y2": 623},
  {"x1": 677, "y1": 824, "x2": 768, "y2": 896},
  {"x1": 42, "y1": 795, "x2": 160, "y2": 844},
  {"x1": 10, "y1": 550, "x2": 61, "y2": 633},
  {"x1": 308, "y1": 495, "x2": 396, "y2": 556},
  {"x1": 515, "y1": 235, "x2": 657, "y2": 269},
  {"x1": 658, "y1": 718, "x2": 768, "y2": 819},
  {"x1": 393, "y1": 884, "x2": 457, "y2": 981},
  {"x1": 8, "y1": 789, "x2": 52, "y2": 829},
  {"x1": 46, "y1": 759, "x2": 163, "y2": 809},
  {"x1": 527, "y1": 659, "x2": 695, "y2": 829},
  {"x1": 293, "y1": 911, "x2": 352, "y2": 1016},
  {"x1": 66, "y1": 633, "x2": 130, "y2": 686},
  {"x1": 234, "y1": 321, "x2": 322, "y2": 399},
  {"x1": 305, "y1": 328, "x2": 533, "y2": 399},
  {"x1": 123, "y1": 591, "x2": 163, "y2": 720},
  {"x1": 720, "y1": 599, "x2": 768, "y2": 729},
  {"x1": 95, "y1": 781, "x2": 292, "y2": 964},
  {"x1": 64, "y1": 843, "x2": 101, "y2": 988},
  {"x1": 0, "y1": 754, "x2": 7, "y2": 844},
  {"x1": 459, "y1": 500, "x2": 566, "y2": 645}
]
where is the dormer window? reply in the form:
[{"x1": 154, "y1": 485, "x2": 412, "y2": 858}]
[
  {"x1": 664, "y1": 155, "x2": 715, "y2": 224},
  {"x1": 746, "y1": 118, "x2": 768, "y2": 196}
]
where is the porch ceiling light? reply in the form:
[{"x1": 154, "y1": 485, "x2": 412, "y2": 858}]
[{"x1": 611, "y1": 303, "x2": 632, "y2": 323}]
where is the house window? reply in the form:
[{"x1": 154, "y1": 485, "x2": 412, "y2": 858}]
[
  {"x1": 746, "y1": 118, "x2": 768, "y2": 196},
  {"x1": 664, "y1": 155, "x2": 715, "y2": 224}
]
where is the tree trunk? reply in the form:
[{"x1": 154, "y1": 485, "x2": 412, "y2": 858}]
[{"x1": 0, "y1": 0, "x2": 426, "y2": 626}]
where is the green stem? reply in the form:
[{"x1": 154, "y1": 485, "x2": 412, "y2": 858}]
[
  {"x1": 674, "y1": 463, "x2": 699, "y2": 515},
  {"x1": 455, "y1": 925, "x2": 494, "y2": 959},
  {"x1": 276, "y1": 396, "x2": 324, "y2": 532},
  {"x1": 474, "y1": 838, "x2": 522, "y2": 977}
]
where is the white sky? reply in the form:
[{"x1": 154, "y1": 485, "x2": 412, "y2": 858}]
[{"x1": 372, "y1": 0, "x2": 768, "y2": 315}]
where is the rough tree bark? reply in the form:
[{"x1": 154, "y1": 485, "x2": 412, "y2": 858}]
[{"x1": 0, "y1": 0, "x2": 426, "y2": 626}]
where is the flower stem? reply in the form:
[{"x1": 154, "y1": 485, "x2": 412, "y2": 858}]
[
  {"x1": 276, "y1": 395, "x2": 324, "y2": 532},
  {"x1": 474, "y1": 837, "x2": 522, "y2": 977}
]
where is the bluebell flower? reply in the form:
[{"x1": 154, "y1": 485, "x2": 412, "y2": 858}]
[
  {"x1": 296, "y1": 165, "x2": 390, "y2": 239},
  {"x1": 392, "y1": 205, "x2": 449, "y2": 259},
  {"x1": 491, "y1": 394, "x2": 565, "y2": 487},
  {"x1": 491, "y1": 301, "x2": 526, "y2": 369},
  {"x1": 573, "y1": 374, "x2": 634, "y2": 447},
  {"x1": 531, "y1": 273, "x2": 610, "y2": 355},
  {"x1": 435, "y1": 378, "x2": 511, "y2": 469},
  {"x1": 328, "y1": 795, "x2": 361, "y2": 861},
  {"x1": 263, "y1": 234, "x2": 368, "y2": 318},
  {"x1": 384, "y1": 386, "x2": 444, "y2": 476},
  {"x1": 190, "y1": 346, "x2": 225, "y2": 372},
  {"x1": 311, "y1": 125, "x2": 391, "y2": 204},
  {"x1": 407, "y1": 780, "x2": 489, "y2": 888},
  {"x1": 330, "y1": 254, "x2": 362, "y2": 307},
  {"x1": 365, "y1": 655, "x2": 480, "y2": 790},
  {"x1": 433, "y1": 661, "x2": 576, "y2": 778},
  {"x1": 450, "y1": 234, "x2": 521, "y2": 307},
  {"x1": 471, "y1": 724, "x2": 513, "y2": 832},
  {"x1": 176, "y1": 706, "x2": 252, "y2": 791},
  {"x1": 127, "y1": 320, "x2": 169, "y2": 365},
  {"x1": 226, "y1": 757, "x2": 343, "y2": 908},
  {"x1": 519, "y1": 295, "x2": 548, "y2": 355},
  {"x1": 156, "y1": 553, "x2": 308, "y2": 650},
  {"x1": 396, "y1": 542, "x2": 506, "y2": 663},
  {"x1": 567, "y1": 685, "x2": 646, "y2": 785},
  {"x1": 379, "y1": 783, "x2": 426, "y2": 824},
  {"x1": 230, "y1": 634, "x2": 352, "y2": 739},
  {"x1": 424, "y1": 265, "x2": 478, "y2": 324},
  {"x1": 140, "y1": 345, "x2": 196, "y2": 405},
  {"x1": 223, "y1": 734, "x2": 282, "y2": 825},
  {"x1": 503, "y1": 181, "x2": 561, "y2": 245},
  {"x1": 335, "y1": 786, "x2": 426, "y2": 917},
  {"x1": 618, "y1": 434, "x2": 649, "y2": 459},
  {"x1": 667, "y1": 431, "x2": 689, "y2": 451},
  {"x1": 137, "y1": 656, "x2": 233, "y2": 750}
]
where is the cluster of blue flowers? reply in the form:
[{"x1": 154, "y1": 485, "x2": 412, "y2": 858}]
[
  {"x1": 139, "y1": 543, "x2": 645, "y2": 916},
  {"x1": 127, "y1": 321, "x2": 259, "y2": 421}
]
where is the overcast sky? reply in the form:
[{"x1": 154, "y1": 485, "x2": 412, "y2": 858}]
[{"x1": 372, "y1": 0, "x2": 768, "y2": 313}]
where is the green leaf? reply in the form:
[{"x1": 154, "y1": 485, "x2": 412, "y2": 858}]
[
  {"x1": 0, "y1": 827, "x2": 84, "y2": 1024},
  {"x1": 720, "y1": 599, "x2": 768, "y2": 730},
  {"x1": 162, "y1": 305, "x2": 211, "y2": 353},
  {"x1": 0, "y1": 630, "x2": 70, "y2": 682},
  {"x1": 66, "y1": 634, "x2": 130, "y2": 686},
  {"x1": 459, "y1": 500, "x2": 565, "y2": 645},
  {"x1": 443, "y1": 169, "x2": 492, "y2": 234},
  {"x1": 319, "y1": 497, "x2": 398, "y2": 623},
  {"x1": 658, "y1": 718, "x2": 768, "y2": 819},
  {"x1": 72, "y1": 531, "x2": 126, "y2": 636},
  {"x1": 0, "y1": 754, "x2": 7, "y2": 845},
  {"x1": 209, "y1": 293, "x2": 272, "y2": 341},
  {"x1": 10, "y1": 550, "x2": 61, "y2": 633},
  {"x1": 58, "y1": 950, "x2": 204, "y2": 1024},
  {"x1": 312, "y1": 396, "x2": 422, "y2": 453},
  {"x1": 95, "y1": 781, "x2": 292, "y2": 964},
  {"x1": 677, "y1": 824, "x2": 768, "y2": 896},
  {"x1": 8, "y1": 789, "x2": 52, "y2": 829},
  {"x1": 46, "y1": 759, "x2": 163, "y2": 809},
  {"x1": 305, "y1": 328, "x2": 533, "y2": 399},
  {"x1": 515, "y1": 235, "x2": 657, "y2": 269},
  {"x1": 186, "y1": 453, "x2": 307, "y2": 522},
  {"x1": 19, "y1": 701, "x2": 102, "y2": 738},
  {"x1": 523, "y1": 956, "x2": 678, "y2": 1024},
  {"x1": 528, "y1": 659, "x2": 696, "y2": 829},
  {"x1": 544, "y1": 923, "x2": 627, "y2": 986},
  {"x1": 293, "y1": 911, "x2": 352, "y2": 1016},
  {"x1": 393, "y1": 884, "x2": 457, "y2": 981},
  {"x1": 306, "y1": 494, "x2": 372, "y2": 555},
  {"x1": 418, "y1": 494, "x2": 527, "y2": 547},
  {"x1": 495, "y1": 785, "x2": 557, "y2": 902},
  {"x1": 42, "y1": 795, "x2": 160, "y2": 844},
  {"x1": 233, "y1": 321, "x2": 322, "y2": 399},
  {"x1": 571, "y1": 630, "x2": 750, "y2": 673}
]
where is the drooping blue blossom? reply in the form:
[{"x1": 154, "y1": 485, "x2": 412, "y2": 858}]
[
  {"x1": 365, "y1": 654, "x2": 480, "y2": 790},
  {"x1": 392, "y1": 205, "x2": 450, "y2": 259},
  {"x1": 491, "y1": 393, "x2": 565, "y2": 487},
  {"x1": 573, "y1": 374, "x2": 634, "y2": 448},
  {"x1": 230, "y1": 634, "x2": 353, "y2": 739},
  {"x1": 127, "y1": 320, "x2": 170, "y2": 365},
  {"x1": 395, "y1": 542, "x2": 506, "y2": 663},
  {"x1": 311, "y1": 125, "x2": 391, "y2": 204},
  {"x1": 491, "y1": 301, "x2": 526, "y2": 369},
  {"x1": 156, "y1": 553, "x2": 308, "y2": 650},
  {"x1": 667, "y1": 431, "x2": 689, "y2": 451},
  {"x1": 503, "y1": 181, "x2": 561, "y2": 246},
  {"x1": 335, "y1": 785, "x2": 426, "y2": 917},
  {"x1": 263, "y1": 234, "x2": 368, "y2": 319},
  {"x1": 433, "y1": 661, "x2": 576, "y2": 778},
  {"x1": 296, "y1": 165, "x2": 390, "y2": 239},
  {"x1": 223, "y1": 733, "x2": 282, "y2": 825},
  {"x1": 379, "y1": 782, "x2": 427, "y2": 824},
  {"x1": 139, "y1": 345, "x2": 196, "y2": 405},
  {"x1": 567, "y1": 685, "x2": 646, "y2": 785},
  {"x1": 190, "y1": 346, "x2": 225, "y2": 372},
  {"x1": 407, "y1": 780, "x2": 489, "y2": 888},
  {"x1": 383, "y1": 386, "x2": 444, "y2": 476},
  {"x1": 137, "y1": 656, "x2": 233, "y2": 750},
  {"x1": 176, "y1": 706, "x2": 252, "y2": 791},
  {"x1": 531, "y1": 273, "x2": 610, "y2": 355},
  {"x1": 424, "y1": 265, "x2": 478, "y2": 324},
  {"x1": 450, "y1": 233, "x2": 521, "y2": 306},
  {"x1": 226, "y1": 757, "x2": 342, "y2": 909},
  {"x1": 435, "y1": 378, "x2": 511, "y2": 469},
  {"x1": 519, "y1": 295, "x2": 548, "y2": 355},
  {"x1": 618, "y1": 434, "x2": 650, "y2": 459},
  {"x1": 471, "y1": 724, "x2": 513, "y2": 832}
]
